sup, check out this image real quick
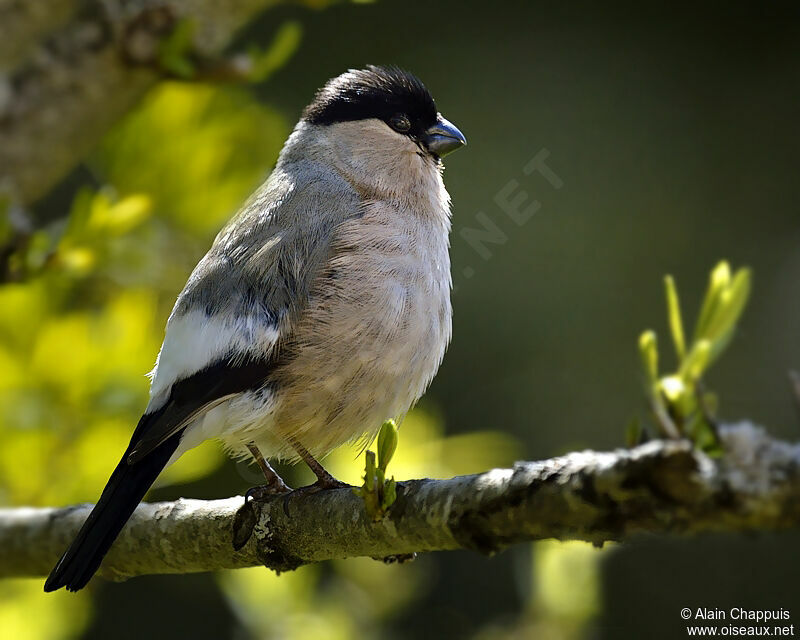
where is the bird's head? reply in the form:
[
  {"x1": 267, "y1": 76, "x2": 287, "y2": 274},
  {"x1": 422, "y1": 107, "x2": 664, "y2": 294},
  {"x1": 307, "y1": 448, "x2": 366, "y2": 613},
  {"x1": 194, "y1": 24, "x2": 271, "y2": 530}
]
[{"x1": 288, "y1": 66, "x2": 466, "y2": 195}]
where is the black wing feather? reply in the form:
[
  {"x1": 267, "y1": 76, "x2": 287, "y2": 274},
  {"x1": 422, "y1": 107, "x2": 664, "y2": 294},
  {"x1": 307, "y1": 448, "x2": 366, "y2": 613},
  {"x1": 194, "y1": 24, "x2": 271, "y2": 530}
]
[{"x1": 127, "y1": 357, "x2": 274, "y2": 463}]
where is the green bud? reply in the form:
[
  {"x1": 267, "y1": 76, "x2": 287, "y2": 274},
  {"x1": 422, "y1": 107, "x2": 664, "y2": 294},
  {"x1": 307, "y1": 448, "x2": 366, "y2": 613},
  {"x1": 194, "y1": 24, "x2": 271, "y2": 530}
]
[
  {"x1": 638, "y1": 331, "x2": 659, "y2": 384},
  {"x1": 377, "y1": 420, "x2": 398, "y2": 472},
  {"x1": 381, "y1": 478, "x2": 397, "y2": 511}
]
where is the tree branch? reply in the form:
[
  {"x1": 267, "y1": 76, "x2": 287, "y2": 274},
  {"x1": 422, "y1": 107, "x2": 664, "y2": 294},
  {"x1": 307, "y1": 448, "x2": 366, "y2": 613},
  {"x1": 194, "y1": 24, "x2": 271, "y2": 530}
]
[
  {"x1": 1, "y1": 422, "x2": 798, "y2": 582},
  {"x1": 0, "y1": 0, "x2": 292, "y2": 208},
  {"x1": 0, "y1": 0, "x2": 81, "y2": 70}
]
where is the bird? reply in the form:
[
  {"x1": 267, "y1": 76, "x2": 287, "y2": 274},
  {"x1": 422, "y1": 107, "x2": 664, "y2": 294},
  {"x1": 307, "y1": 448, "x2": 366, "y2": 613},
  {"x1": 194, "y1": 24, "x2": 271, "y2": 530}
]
[{"x1": 44, "y1": 65, "x2": 466, "y2": 592}]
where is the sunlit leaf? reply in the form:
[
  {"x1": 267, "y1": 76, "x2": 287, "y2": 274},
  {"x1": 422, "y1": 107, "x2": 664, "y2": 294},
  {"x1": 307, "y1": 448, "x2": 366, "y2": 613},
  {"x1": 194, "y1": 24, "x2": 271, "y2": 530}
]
[
  {"x1": 245, "y1": 21, "x2": 303, "y2": 83},
  {"x1": 704, "y1": 267, "x2": 752, "y2": 364},
  {"x1": 664, "y1": 275, "x2": 686, "y2": 360},
  {"x1": 693, "y1": 260, "x2": 730, "y2": 341},
  {"x1": 679, "y1": 339, "x2": 711, "y2": 381},
  {"x1": 96, "y1": 83, "x2": 288, "y2": 236},
  {"x1": 87, "y1": 193, "x2": 152, "y2": 236},
  {"x1": 533, "y1": 540, "x2": 604, "y2": 620},
  {"x1": 56, "y1": 248, "x2": 96, "y2": 275}
]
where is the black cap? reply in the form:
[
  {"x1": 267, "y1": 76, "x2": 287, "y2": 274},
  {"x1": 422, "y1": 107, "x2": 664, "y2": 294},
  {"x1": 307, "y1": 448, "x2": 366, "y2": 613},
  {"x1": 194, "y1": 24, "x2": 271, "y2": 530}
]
[{"x1": 302, "y1": 65, "x2": 439, "y2": 140}]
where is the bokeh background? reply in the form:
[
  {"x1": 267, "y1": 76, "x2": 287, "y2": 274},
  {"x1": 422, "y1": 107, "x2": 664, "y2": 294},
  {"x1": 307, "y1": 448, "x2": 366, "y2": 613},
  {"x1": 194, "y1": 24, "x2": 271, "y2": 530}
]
[{"x1": 2, "y1": 2, "x2": 799, "y2": 639}]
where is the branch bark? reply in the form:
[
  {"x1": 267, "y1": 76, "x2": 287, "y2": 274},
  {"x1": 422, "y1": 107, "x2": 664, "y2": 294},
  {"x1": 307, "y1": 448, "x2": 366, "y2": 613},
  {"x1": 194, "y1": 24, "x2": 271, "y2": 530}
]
[
  {"x1": 0, "y1": 0, "x2": 290, "y2": 208},
  {"x1": 1, "y1": 422, "x2": 798, "y2": 582}
]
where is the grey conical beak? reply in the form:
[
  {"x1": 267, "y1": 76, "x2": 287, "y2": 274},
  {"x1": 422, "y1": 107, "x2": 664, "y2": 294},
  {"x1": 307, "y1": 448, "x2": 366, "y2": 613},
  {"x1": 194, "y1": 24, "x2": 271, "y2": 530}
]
[{"x1": 423, "y1": 115, "x2": 467, "y2": 158}]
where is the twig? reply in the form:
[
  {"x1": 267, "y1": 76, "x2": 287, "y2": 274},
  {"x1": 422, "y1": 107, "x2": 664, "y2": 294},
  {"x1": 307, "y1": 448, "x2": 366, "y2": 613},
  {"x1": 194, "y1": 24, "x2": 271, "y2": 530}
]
[
  {"x1": 1, "y1": 422, "x2": 798, "y2": 583},
  {"x1": 0, "y1": 0, "x2": 293, "y2": 207}
]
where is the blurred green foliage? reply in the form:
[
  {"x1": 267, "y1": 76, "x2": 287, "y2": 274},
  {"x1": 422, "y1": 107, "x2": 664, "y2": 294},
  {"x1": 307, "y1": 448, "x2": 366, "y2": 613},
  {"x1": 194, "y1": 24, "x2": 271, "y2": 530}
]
[
  {"x1": 96, "y1": 83, "x2": 287, "y2": 237},
  {"x1": 0, "y1": 578, "x2": 91, "y2": 640},
  {"x1": 0, "y1": 78, "x2": 287, "y2": 638}
]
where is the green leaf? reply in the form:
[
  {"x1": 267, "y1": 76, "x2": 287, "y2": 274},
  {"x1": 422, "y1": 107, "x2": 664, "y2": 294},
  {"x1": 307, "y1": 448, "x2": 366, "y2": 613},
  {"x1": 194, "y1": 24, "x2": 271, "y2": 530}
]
[
  {"x1": 697, "y1": 267, "x2": 751, "y2": 368},
  {"x1": 63, "y1": 188, "x2": 96, "y2": 239},
  {"x1": 693, "y1": 261, "x2": 730, "y2": 341},
  {"x1": 87, "y1": 194, "x2": 152, "y2": 236},
  {"x1": 692, "y1": 418, "x2": 723, "y2": 457},
  {"x1": 704, "y1": 268, "x2": 752, "y2": 351},
  {"x1": 638, "y1": 330, "x2": 659, "y2": 384},
  {"x1": 158, "y1": 19, "x2": 197, "y2": 79},
  {"x1": 664, "y1": 275, "x2": 686, "y2": 360},
  {"x1": 679, "y1": 339, "x2": 711, "y2": 381},
  {"x1": 245, "y1": 21, "x2": 303, "y2": 83}
]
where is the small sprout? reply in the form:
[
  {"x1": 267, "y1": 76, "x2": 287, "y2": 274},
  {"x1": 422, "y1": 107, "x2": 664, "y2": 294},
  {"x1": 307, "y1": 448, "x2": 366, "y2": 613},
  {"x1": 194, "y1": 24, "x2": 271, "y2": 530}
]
[
  {"x1": 664, "y1": 275, "x2": 686, "y2": 360},
  {"x1": 638, "y1": 331, "x2": 659, "y2": 385},
  {"x1": 632, "y1": 261, "x2": 751, "y2": 454},
  {"x1": 354, "y1": 420, "x2": 399, "y2": 521}
]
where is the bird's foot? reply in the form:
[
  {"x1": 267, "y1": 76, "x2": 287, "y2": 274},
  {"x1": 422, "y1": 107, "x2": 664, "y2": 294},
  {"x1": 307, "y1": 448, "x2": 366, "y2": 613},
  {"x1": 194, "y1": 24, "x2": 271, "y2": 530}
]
[
  {"x1": 282, "y1": 474, "x2": 351, "y2": 516},
  {"x1": 308, "y1": 467, "x2": 351, "y2": 491},
  {"x1": 245, "y1": 478, "x2": 293, "y2": 503}
]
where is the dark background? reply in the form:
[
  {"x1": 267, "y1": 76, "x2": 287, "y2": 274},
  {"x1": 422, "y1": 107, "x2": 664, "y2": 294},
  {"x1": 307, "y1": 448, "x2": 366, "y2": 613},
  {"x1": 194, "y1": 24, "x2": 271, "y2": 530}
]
[{"x1": 73, "y1": 2, "x2": 800, "y2": 638}]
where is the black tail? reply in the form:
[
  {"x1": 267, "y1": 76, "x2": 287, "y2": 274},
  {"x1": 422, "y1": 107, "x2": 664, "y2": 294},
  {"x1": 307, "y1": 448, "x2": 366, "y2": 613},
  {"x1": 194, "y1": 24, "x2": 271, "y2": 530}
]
[{"x1": 44, "y1": 428, "x2": 182, "y2": 592}]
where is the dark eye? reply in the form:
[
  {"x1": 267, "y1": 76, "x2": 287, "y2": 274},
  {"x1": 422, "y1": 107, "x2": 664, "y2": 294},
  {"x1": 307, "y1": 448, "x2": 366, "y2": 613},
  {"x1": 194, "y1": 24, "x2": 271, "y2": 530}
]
[{"x1": 388, "y1": 113, "x2": 411, "y2": 133}]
